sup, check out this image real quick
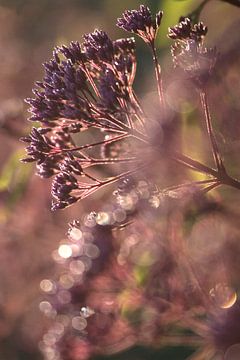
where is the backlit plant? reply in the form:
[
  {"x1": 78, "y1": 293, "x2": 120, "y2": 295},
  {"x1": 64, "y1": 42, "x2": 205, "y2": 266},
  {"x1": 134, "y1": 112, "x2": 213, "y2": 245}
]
[{"x1": 22, "y1": 4, "x2": 240, "y2": 360}]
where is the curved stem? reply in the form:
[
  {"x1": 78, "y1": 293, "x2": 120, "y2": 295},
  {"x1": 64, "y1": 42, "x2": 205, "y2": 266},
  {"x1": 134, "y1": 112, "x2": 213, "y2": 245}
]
[
  {"x1": 200, "y1": 91, "x2": 226, "y2": 174},
  {"x1": 165, "y1": 179, "x2": 218, "y2": 192},
  {"x1": 53, "y1": 133, "x2": 129, "y2": 154},
  {"x1": 172, "y1": 151, "x2": 218, "y2": 177},
  {"x1": 151, "y1": 43, "x2": 165, "y2": 110},
  {"x1": 172, "y1": 151, "x2": 240, "y2": 191}
]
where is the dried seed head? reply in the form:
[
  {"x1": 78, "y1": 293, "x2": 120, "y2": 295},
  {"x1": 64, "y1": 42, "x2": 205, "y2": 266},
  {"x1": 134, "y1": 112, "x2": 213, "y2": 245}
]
[{"x1": 169, "y1": 18, "x2": 216, "y2": 88}]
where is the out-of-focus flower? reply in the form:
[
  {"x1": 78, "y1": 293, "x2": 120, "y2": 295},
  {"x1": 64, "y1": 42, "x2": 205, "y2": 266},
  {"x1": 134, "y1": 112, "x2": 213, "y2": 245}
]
[
  {"x1": 38, "y1": 179, "x2": 240, "y2": 360},
  {"x1": 169, "y1": 18, "x2": 217, "y2": 89},
  {"x1": 168, "y1": 18, "x2": 217, "y2": 88}
]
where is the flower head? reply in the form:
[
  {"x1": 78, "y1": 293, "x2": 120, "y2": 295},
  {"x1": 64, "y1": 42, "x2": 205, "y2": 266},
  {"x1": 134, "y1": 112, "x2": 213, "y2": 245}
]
[
  {"x1": 23, "y1": 25, "x2": 143, "y2": 209},
  {"x1": 117, "y1": 5, "x2": 163, "y2": 44},
  {"x1": 168, "y1": 18, "x2": 208, "y2": 41},
  {"x1": 169, "y1": 18, "x2": 216, "y2": 88},
  {"x1": 83, "y1": 29, "x2": 114, "y2": 63}
]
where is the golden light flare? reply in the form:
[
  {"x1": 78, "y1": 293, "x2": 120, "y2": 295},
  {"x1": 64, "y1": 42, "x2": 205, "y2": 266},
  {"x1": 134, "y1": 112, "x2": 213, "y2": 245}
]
[{"x1": 209, "y1": 283, "x2": 237, "y2": 309}]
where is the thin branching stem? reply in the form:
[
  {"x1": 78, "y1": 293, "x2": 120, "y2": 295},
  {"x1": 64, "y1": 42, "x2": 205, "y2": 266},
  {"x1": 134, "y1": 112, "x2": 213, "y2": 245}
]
[
  {"x1": 173, "y1": 151, "x2": 240, "y2": 190},
  {"x1": 75, "y1": 165, "x2": 146, "y2": 201},
  {"x1": 164, "y1": 179, "x2": 217, "y2": 192},
  {"x1": 52, "y1": 133, "x2": 129, "y2": 154},
  {"x1": 150, "y1": 43, "x2": 165, "y2": 110},
  {"x1": 200, "y1": 91, "x2": 226, "y2": 174},
  {"x1": 172, "y1": 151, "x2": 218, "y2": 177},
  {"x1": 202, "y1": 181, "x2": 220, "y2": 193},
  {"x1": 88, "y1": 156, "x2": 138, "y2": 164}
]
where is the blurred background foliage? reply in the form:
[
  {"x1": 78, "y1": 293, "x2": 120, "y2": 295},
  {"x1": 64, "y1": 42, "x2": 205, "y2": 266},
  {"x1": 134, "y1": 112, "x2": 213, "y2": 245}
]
[{"x1": 0, "y1": 0, "x2": 239, "y2": 359}]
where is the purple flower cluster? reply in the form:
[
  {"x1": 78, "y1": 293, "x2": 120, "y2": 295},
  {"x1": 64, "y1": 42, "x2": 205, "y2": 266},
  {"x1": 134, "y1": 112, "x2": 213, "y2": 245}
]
[
  {"x1": 21, "y1": 22, "x2": 144, "y2": 210},
  {"x1": 117, "y1": 5, "x2": 163, "y2": 44}
]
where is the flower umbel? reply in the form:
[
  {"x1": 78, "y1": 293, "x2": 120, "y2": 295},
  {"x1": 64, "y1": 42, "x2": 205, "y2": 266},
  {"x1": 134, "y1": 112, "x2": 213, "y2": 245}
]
[
  {"x1": 22, "y1": 7, "x2": 240, "y2": 212},
  {"x1": 22, "y1": 30, "x2": 146, "y2": 210}
]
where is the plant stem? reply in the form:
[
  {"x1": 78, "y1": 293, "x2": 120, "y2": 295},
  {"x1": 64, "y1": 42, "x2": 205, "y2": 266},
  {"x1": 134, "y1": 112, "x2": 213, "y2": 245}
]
[
  {"x1": 54, "y1": 133, "x2": 129, "y2": 154},
  {"x1": 173, "y1": 151, "x2": 218, "y2": 177},
  {"x1": 151, "y1": 44, "x2": 165, "y2": 110},
  {"x1": 173, "y1": 151, "x2": 240, "y2": 191},
  {"x1": 200, "y1": 91, "x2": 226, "y2": 174},
  {"x1": 165, "y1": 179, "x2": 218, "y2": 192}
]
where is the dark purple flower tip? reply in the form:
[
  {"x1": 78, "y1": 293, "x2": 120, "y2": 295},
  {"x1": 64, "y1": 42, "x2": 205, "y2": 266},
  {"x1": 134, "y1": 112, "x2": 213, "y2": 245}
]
[
  {"x1": 113, "y1": 37, "x2": 136, "y2": 54},
  {"x1": 52, "y1": 171, "x2": 79, "y2": 202},
  {"x1": 59, "y1": 154, "x2": 83, "y2": 176},
  {"x1": 20, "y1": 157, "x2": 36, "y2": 163},
  {"x1": 20, "y1": 136, "x2": 31, "y2": 143},
  {"x1": 36, "y1": 155, "x2": 61, "y2": 178},
  {"x1": 58, "y1": 42, "x2": 86, "y2": 64},
  {"x1": 43, "y1": 58, "x2": 60, "y2": 73},
  {"x1": 168, "y1": 18, "x2": 208, "y2": 42},
  {"x1": 117, "y1": 5, "x2": 163, "y2": 44},
  {"x1": 156, "y1": 11, "x2": 163, "y2": 28},
  {"x1": 192, "y1": 22, "x2": 208, "y2": 39},
  {"x1": 98, "y1": 68, "x2": 128, "y2": 108},
  {"x1": 168, "y1": 18, "x2": 192, "y2": 40},
  {"x1": 21, "y1": 127, "x2": 54, "y2": 164},
  {"x1": 83, "y1": 29, "x2": 114, "y2": 62}
]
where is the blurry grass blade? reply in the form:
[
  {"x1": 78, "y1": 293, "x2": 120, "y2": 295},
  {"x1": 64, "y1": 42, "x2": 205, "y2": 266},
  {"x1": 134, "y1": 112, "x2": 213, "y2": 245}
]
[{"x1": 0, "y1": 150, "x2": 32, "y2": 205}]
